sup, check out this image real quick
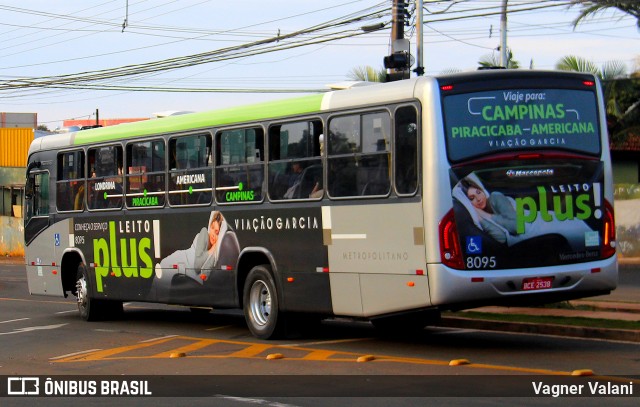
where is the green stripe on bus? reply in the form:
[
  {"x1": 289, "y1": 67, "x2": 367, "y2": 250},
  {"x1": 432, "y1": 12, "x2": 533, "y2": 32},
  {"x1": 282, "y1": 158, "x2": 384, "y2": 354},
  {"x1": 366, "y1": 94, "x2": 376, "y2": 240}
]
[{"x1": 73, "y1": 93, "x2": 325, "y2": 145}]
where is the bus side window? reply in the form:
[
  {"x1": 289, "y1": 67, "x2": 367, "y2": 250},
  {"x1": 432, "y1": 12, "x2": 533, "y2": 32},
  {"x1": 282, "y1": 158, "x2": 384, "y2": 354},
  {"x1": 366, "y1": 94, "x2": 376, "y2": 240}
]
[
  {"x1": 328, "y1": 112, "x2": 390, "y2": 198},
  {"x1": 126, "y1": 141, "x2": 165, "y2": 208},
  {"x1": 215, "y1": 128, "x2": 264, "y2": 204},
  {"x1": 168, "y1": 134, "x2": 212, "y2": 206},
  {"x1": 327, "y1": 115, "x2": 358, "y2": 197},
  {"x1": 394, "y1": 106, "x2": 418, "y2": 195},
  {"x1": 88, "y1": 146, "x2": 123, "y2": 210},
  {"x1": 359, "y1": 112, "x2": 390, "y2": 196},
  {"x1": 268, "y1": 119, "x2": 323, "y2": 200},
  {"x1": 56, "y1": 150, "x2": 85, "y2": 212}
]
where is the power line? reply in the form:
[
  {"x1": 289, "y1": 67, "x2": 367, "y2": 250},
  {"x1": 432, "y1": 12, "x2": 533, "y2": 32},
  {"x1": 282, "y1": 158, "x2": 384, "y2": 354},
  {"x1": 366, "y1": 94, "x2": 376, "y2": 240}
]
[
  {"x1": 0, "y1": 1, "x2": 382, "y2": 62},
  {"x1": 1, "y1": 0, "x2": 636, "y2": 104},
  {"x1": 0, "y1": 6, "x2": 389, "y2": 92}
]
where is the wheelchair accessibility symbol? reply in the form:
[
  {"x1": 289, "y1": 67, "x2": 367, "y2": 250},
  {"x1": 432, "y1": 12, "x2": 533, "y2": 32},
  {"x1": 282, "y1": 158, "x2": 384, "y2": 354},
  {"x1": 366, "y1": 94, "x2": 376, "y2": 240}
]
[
  {"x1": 54, "y1": 233, "x2": 60, "y2": 247},
  {"x1": 465, "y1": 236, "x2": 482, "y2": 254}
]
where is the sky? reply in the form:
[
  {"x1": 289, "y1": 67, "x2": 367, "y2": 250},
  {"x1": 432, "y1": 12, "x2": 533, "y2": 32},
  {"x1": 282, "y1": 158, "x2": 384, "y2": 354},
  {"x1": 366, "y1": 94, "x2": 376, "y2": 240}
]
[{"x1": 0, "y1": 0, "x2": 638, "y2": 131}]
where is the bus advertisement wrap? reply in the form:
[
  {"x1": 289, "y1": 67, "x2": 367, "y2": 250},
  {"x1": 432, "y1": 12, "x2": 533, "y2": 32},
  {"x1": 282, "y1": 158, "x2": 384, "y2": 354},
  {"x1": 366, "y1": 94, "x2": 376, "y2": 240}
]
[
  {"x1": 450, "y1": 161, "x2": 605, "y2": 270},
  {"x1": 72, "y1": 208, "x2": 325, "y2": 304},
  {"x1": 23, "y1": 73, "x2": 617, "y2": 337},
  {"x1": 443, "y1": 88, "x2": 601, "y2": 162}
]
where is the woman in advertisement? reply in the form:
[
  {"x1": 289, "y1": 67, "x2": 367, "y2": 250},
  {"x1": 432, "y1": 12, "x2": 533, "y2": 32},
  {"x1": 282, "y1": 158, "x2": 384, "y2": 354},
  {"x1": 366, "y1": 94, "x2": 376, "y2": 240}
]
[
  {"x1": 153, "y1": 210, "x2": 240, "y2": 302},
  {"x1": 459, "y1": 176, "x2": 517, "y2": 244},
  {"x1": 452, "y1": 173, "x2": 595, "y2": 250}
]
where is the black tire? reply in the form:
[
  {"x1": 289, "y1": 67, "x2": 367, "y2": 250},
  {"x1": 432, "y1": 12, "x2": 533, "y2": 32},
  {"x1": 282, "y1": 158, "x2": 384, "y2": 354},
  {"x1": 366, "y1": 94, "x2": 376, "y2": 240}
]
[
  {"x1": 243, "y1": 265, "x2": 284, "y2": 339},
  {"x1": 75, "y1": 264, "x2": 123, "y2": 321},
  {"x1": 76, "y1": 263, "x2": 103, "y2": 321}
]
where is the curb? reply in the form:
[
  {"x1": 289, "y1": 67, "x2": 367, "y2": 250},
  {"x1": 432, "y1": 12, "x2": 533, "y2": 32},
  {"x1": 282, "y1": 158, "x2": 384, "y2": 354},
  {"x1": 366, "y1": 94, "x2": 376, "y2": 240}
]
[{"x1": 439, "y1": 316, "x2": 640, "y2": 343}]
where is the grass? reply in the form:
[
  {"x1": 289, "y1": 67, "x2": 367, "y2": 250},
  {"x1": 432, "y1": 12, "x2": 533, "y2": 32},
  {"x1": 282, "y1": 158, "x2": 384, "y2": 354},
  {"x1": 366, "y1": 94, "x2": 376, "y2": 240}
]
[{"x1": 443, "y1": 311, "x2": 640, "y2": 331}]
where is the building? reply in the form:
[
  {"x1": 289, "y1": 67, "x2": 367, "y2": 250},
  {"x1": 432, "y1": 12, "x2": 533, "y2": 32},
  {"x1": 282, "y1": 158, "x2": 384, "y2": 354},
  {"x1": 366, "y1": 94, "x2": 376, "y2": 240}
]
[
  {"x1": 0, "y1": 113, "x2": 36, "y2": 256},
  {"x1": 1, "y1": 112, "x2": 37, "y2": 129},
  {"x1": 63, "y1": 118, "x2": 149, "y2": 129}
]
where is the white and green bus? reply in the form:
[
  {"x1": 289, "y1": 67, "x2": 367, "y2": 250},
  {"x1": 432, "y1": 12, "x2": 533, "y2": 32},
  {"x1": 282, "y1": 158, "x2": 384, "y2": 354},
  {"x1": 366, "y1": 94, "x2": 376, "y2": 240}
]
[{"x1": 24, "y1": 70, "x2": 617, "y2": 339}]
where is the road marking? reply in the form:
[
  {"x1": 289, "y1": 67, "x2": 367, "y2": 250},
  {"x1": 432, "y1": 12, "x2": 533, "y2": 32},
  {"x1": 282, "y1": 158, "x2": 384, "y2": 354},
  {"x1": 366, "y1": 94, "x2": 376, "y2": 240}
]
[
  {"x1": 45, "y1": 334, "x2": 640, "y2": 385},
  {"x1": 0, "y1": 318, "x2": 30, "y2": 324},
  {"x1": 151, "y1": 338, "x2": 218, "y2": 358},
  {"x1": 281, "y1": 337, "x2": 374, "y2": 347},
  {"x1": 50, "y1": 349, "x2": 103, "y2": 360},
  {"x1": 55, "y1": 336, "x2": 181, "y2": 362},
  {"x1": 55, "y1": 310, "x2": 77, "y2": 314},
  {"x1": 0, "y1": 323, "x2": 67, "y2": 336},
  {"x1": 205, "y1": 325, "x2": 233, "y2": 331},
  {"x1": 227, "y1": 344, "x2": 272, "y2": 358},
  {"x1": 0, "y1": 297, "x2": 74, "y2": 305},
  {"x1": 140, "y1": 335, "x2": 178, "y2": 343},
  {"x1": 217, "y1": 395, "x2": 302, "y2": 407}
]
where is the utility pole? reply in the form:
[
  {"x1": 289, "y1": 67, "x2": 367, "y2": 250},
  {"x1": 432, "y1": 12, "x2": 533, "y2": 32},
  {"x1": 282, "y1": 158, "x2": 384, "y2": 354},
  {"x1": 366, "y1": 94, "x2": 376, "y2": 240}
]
[
  {"x1": 414, "y1": 0, "x2": 424, "y2": 76},
  {"x1": 384, "y1": 0, "x2": 410, "y2": 82},
  {"x1": 500, "y1": 0, "x2": 508, "y2": 68},
  {"x1": 95, "y1": 109, "x2": 99, "y2": 126}
]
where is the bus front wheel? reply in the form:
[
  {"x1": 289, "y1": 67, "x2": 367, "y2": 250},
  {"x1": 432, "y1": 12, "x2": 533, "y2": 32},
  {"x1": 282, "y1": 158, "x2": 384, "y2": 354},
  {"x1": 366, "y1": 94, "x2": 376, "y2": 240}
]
[
  {"x1": 75, "y1": 264, "x2": 122, "y2": 321},
  {"x1": 243, "y1": 265, "x2": 284, "y2": 339}
]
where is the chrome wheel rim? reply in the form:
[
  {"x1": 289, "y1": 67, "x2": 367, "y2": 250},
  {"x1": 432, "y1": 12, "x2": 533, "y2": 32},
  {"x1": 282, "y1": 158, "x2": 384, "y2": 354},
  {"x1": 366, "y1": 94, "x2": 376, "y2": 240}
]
[
  {"x1": 249, "y1": 280, "x2": 271, "y2": 327},
  {"x1": 76, "y1": 275, "x2": 88, "y2": 311}
]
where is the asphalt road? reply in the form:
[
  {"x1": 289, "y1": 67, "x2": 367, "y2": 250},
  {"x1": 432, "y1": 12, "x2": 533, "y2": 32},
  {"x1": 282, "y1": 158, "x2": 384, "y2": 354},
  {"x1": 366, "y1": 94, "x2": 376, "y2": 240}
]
[
  {"x1": 0, "y1": 260, "x2": 639, "y2": 406},
  {"x1": 604, "y1": 263, "x2": 640, "y2": 302}
]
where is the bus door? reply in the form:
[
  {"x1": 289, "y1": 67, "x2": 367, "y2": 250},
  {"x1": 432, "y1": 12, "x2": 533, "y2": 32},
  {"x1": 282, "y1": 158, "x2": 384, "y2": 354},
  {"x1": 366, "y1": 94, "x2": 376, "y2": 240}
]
[{"x1": 25, "y1": 160, "x2": 66, "y2": 296}]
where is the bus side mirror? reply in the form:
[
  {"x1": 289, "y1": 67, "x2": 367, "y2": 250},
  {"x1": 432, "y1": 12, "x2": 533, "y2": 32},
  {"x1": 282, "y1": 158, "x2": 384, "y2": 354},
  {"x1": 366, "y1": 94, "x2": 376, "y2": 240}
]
[
  {"x1": 25, "y1": 161, "x2": 41, "y2": 199},
  {"x1": 25, "y1": 180, "x2": 34, "y2": 199}
]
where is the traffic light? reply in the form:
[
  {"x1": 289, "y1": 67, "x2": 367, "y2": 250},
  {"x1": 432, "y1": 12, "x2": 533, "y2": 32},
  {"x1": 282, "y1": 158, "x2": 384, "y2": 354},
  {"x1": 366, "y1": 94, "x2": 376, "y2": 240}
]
[
  {"x1": 383, "y1": 51, "x2": 410, "y2": 70},
  {"x1": 384, "y1": 51, "x2": 410, "y2": 82}
]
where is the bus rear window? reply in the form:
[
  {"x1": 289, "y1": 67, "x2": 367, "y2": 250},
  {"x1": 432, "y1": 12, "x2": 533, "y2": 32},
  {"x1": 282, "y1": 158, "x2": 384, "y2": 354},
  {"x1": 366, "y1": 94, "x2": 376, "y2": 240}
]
[{"x1": 443, "y1": 88, "x2": 600, "y2": 162}]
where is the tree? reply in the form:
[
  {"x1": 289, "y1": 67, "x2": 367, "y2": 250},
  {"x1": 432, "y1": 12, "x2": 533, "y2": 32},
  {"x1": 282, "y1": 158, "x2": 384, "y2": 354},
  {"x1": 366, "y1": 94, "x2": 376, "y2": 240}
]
[
  {"x1": 36, "y1": 125, "x2": 50, "y2": 132},
  {"x1": 347, "y1": 66, "x2": 386, "y2": 82},
  {"x1": 478, "y1": 48, "x2": 520, "y2": 69},
  {"x1": 556, "y1": 55, "x2": 638, "y2": 149},
  {"x1": 569, "y1": 1, "x2": 640, "y2": 29},
  {"x1": 556, "y1": 55, "x2": 627, "y2": 117},
  {"x1": 556, "y1": 55, "x2": 627, "y2": 80}
]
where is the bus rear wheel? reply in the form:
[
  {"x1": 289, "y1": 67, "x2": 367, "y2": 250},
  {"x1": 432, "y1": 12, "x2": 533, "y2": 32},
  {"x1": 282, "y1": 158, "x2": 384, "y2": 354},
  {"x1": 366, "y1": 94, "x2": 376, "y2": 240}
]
[{"x1": 243, "y1": 265, "x2": 284, "y2": 339}]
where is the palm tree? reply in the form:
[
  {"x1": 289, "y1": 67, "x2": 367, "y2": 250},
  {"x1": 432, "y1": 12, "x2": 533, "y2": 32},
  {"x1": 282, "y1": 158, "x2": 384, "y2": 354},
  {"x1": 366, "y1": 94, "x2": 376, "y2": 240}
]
[
  {"x1": 556, "y1": 55, "x2": 626, "y2": 80},
  {"x1": 556, "y1": 55, "x2": 638, "y2": 149},
  {"x1": 347, "y1": 66, "x2": 386, "y2": 82},
  {"x1": 556, "y1": 55, "x2": 627, "y2": 117},
  {"x1": 569, "y1": 1, "x2": 640, "y2": 29},
  {"x1": 478, "y1": 49, "x2": 520, "y2": 69}
]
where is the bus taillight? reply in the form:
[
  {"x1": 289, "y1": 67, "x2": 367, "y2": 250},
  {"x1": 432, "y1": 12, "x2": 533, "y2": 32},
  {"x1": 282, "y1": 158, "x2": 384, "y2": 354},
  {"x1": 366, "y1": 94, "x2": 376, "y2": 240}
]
[
  {"x1": 439, "y1": 209, "x2": 464, "y2": 269},
  {"x1": 602, "y1": 200, "x2": 616, "y2": 259}
]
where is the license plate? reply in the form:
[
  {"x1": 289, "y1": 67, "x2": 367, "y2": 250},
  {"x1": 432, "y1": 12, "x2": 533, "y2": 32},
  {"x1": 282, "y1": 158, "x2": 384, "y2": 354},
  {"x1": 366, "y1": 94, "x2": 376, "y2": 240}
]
[{"x1": 522, "y1": 277, "x2": 554, "y2": 291}]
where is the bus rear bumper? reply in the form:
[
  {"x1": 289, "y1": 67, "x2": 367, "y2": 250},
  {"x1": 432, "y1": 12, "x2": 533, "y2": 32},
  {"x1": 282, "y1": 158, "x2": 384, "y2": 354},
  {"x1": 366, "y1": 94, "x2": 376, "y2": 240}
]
[{"x1": 427, "y1": 256, "x2": 618, "y2": 310}]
